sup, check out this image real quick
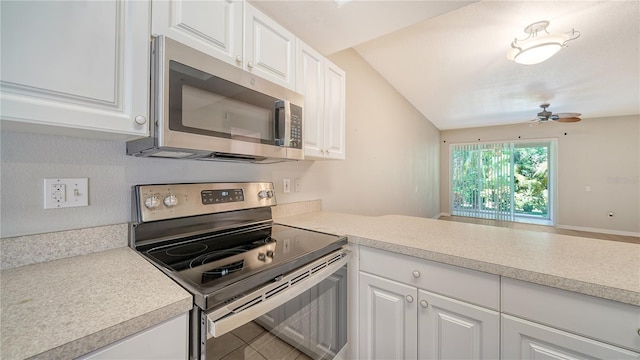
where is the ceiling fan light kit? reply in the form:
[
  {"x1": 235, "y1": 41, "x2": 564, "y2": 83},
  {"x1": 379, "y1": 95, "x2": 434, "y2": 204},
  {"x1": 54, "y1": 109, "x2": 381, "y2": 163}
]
[{"x1": 507, "y1": 20, "x2": 580, "y2": 65}]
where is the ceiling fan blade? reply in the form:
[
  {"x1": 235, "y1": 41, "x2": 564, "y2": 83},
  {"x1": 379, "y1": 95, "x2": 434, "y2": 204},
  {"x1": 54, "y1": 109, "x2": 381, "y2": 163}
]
[
  {"x1": 554, "y1": 112, "x2": 582, "y2": 118},
  {"x1": 556, "y1": 117, "x2": 581, "y2": 123}
]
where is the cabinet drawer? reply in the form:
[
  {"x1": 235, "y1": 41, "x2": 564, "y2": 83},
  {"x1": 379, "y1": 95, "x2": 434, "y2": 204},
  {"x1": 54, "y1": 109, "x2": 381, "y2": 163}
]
[
  {"x1": 502, "y1": 277, "x2": 640, "y2": 352},
  {"x1": 359, "y1": 246, "x2": 500, "y2": 310},
  {"x1": 502, "y1": 314, "x2": 640, "y2": 359}
]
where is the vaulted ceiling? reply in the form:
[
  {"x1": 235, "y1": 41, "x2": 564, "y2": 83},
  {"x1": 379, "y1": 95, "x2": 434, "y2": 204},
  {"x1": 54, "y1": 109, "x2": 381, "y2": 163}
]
[{"x1": 250, "y1": 1, "x2": 640, "y2": 130}]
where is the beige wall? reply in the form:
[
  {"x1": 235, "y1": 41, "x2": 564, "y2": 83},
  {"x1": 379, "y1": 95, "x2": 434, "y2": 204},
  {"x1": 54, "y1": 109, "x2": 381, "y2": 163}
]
[
  {"x1": 440, "y1": 115, "x2": 640, "y2": 235},
  {"x1": 316, "y1": 49, "x2": 441, "y2": 217},
  {"x1": 0, "y1": 49, "x2": 441, "y2": 237}
]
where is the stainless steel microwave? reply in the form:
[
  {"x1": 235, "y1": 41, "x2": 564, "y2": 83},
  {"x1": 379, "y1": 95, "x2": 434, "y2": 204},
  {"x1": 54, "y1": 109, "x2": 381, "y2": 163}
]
[{"x1": 127, "y1": 36, "x2": 304, "y2": 163}]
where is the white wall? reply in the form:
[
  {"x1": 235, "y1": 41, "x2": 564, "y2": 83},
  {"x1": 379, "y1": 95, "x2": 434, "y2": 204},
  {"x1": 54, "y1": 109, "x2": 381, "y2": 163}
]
[
  {"x1": 0, "y1": 49, "x2": 441, "y2": 237},
  {"x1": 309, "y1": 49, "x2": 441, "y2": 218},
  {"x1": 440, "y1": 115, "x2": 640, "y2": 235}
]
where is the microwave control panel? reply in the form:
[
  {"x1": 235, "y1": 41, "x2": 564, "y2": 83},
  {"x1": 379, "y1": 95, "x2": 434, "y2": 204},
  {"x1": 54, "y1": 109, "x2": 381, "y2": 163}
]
[{"x1": 289, "y1": 104, "x2": 303, "y2": 149}]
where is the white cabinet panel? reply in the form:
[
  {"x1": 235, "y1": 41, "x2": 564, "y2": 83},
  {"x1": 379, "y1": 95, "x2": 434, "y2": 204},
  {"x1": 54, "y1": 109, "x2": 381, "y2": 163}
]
[
  {"x1": 502, "y1": 314, "x2": 640, "y2": 360},
  {"x1": 244, "y1": 3, "x2": 295, "y2": 90},
  {"x1": 418, "y1": 290, "x2": 499, "y2": 360},
  {"x1": 78, "y1": 313, "x2": 189, "y2": 360},
  {"x1": 151, "y1": 0, "x2": 243, "y2": 66},
  {"x1": 296, "y1": 41, "x2": 325, "y2": 157},
  {"x1": 296, "y1": 40, "x2": 346, "y2": 160},
  {"x1": 502, "y1": 277, "x2": 640, "y2": 352},
  {"x1": 322, "y1": 62, "x2": 346, "y2": 159},
  {"x1": 359, "y1": 246, "x2": 500, "y2": 310},
  {"x1": 0, "y1": 0, "x2": 150, "y2": 139},
  {"x1": 359, "y1": 272, "x2": 418, "y2": 360},
  {"x1": 152, "y1": 1, "x2": 295, "y2": 89}
]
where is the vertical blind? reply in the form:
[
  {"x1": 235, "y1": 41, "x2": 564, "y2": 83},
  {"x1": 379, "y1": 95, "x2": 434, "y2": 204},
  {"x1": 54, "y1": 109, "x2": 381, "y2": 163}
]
[{"x1": 451, "y1": 142, "x2": 514, "y2": 221}]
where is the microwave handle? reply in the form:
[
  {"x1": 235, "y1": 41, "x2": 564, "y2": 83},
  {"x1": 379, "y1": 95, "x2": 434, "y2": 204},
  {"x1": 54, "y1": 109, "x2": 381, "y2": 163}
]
[{"x1": 274, "y1": 100, "x2": 290, "y2": 147}]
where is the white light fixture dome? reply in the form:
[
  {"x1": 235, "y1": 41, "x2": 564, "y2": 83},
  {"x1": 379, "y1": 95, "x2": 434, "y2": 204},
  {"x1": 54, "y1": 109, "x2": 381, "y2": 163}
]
[{"x1": 507, "y1": 21, "x2": 580, "y2": 65}]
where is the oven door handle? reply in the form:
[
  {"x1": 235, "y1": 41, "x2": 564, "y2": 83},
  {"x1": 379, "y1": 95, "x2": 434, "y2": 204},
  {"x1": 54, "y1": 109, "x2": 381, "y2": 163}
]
[{"x1": 206, "y1": 249, "x2": 352, "y2": 338}]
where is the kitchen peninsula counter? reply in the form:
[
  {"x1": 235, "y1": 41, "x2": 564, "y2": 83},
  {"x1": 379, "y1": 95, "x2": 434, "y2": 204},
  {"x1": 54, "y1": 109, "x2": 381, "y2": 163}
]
[
  {"x1": 274, "y1": 212, "x2": 640, "y2": 306},
  {"x1": 0, "y1": 246, "x2": 193, "y2": 360}
]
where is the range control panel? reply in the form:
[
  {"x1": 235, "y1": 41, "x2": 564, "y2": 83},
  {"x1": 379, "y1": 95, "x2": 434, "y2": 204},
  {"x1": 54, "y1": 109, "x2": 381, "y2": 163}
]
[
  {"x1": 201, "y1": 189, "x2": 245, "y2": 204},
  {"x1": 134, "y1": 182, "x2": 276, "y2": 223}
]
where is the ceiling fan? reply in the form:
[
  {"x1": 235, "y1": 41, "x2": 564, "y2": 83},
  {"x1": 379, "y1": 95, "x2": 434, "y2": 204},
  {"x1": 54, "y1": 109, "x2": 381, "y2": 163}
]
[{"x1": 533, "y1": 103, "x2": 581, "y2": 123}]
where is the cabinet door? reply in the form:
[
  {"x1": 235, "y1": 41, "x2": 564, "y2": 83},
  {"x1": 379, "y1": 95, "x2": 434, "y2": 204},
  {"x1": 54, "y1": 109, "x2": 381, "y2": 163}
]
[
  {"x1": 323, "y1": 60, "x2": 346, "y2": 160},
  {"x1": 0, "y1": 0, "x2": 149, "y2": 139},
  {"x1": 359, "y1": 272, "x2": 418, "y2": 360},
  {"x1": 418, "y1": 290, "x2": 499, "y2": 360},
  {"x1": 296, "y1": 40, "x2": 325, "y2": 159},
  {"x1": 502, "y1": 314, "x2": 640, "y2": 360},
  {"x1": 244, "y1": 3, "x2": 296, "y2": 90},
  {"x1": 151, "y1": 0, "x2": 243, "y2": 67}
]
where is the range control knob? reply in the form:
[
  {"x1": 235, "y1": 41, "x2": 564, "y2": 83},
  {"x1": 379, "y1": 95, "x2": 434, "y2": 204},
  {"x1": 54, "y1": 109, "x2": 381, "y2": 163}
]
[
  {"x1": 266, "y1": 250, "x2": 275, "y2": 258},
  {"x1": 258, "y1": 190, "x2": 268, "y2": 199},
  {"x1": 163, "y1": 195, "x2": 178, "y2": 207},
  {"x1": 144, "y1": 196, "x2": 161, "y2": 209},
  {"x1": 266, "y1": 190, "x2": 274, "y2": 198},
  {"x1": 258, "y1": 253, "x2": 266, "y2": 261}
]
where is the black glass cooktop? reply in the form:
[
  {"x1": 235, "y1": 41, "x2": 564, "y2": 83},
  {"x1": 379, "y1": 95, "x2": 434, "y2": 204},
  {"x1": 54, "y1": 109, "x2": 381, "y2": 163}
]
[{"x1": 143, "y1": 224, "x2": 346, "y2": 294}]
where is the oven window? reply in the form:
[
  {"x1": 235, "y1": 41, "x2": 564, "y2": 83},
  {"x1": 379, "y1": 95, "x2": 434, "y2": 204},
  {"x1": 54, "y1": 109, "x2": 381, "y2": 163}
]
[
  {"x1": 168, "y1": 61, "x2": 277, "y2": 144},
  {"x1": 206, "y1": 266, "x2": 347, "y2": 360}
]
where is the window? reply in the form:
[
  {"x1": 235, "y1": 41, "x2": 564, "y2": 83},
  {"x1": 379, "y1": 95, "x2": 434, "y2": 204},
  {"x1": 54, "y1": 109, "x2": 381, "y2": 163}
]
[{"x1": 450, "y1": 140, "x2": 554, "y2": 225}]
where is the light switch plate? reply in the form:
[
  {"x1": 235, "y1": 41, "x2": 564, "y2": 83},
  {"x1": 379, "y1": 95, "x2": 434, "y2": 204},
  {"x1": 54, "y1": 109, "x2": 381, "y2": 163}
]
[{"x1": 44, "y1": 178, "x2": 89, "y2": 209}]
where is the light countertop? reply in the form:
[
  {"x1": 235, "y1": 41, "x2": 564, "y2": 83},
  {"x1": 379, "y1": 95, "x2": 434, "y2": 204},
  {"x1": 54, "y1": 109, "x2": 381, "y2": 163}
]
[
  {"x1": 275, "y1": 212, "x2": 640, "y2": 306},
  {"x1": 0, "y1": 247, "x2": 193, "y2": 360}
]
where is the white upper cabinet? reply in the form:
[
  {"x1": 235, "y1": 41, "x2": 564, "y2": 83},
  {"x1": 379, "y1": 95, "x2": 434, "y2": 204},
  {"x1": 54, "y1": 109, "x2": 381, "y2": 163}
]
[
  {"x1": 151, "y1": 0, "x2": 243, "y2": 66},
  {"x1": 296, "y1": 40, "x2": 346, "y2": 160},
  {"x1": 152, "y1": 1, "x2": 295, "y2": 90},
  {"x1": 323, "y1": 62, "x2": 346, "y2": 159},
  {"x1": 243, "y1": 3, "x2": 296, "y2": 90},
  {"x1": 0, "y1": 0, "x2": 150, "y2": 139},
  {"x1": 296, "y1": 42, "x2": 325, "y2": 157}
]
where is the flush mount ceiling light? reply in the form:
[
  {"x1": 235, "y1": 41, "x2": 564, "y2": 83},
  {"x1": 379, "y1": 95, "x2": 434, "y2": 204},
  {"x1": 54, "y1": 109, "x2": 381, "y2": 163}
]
[{"x1": 507, "y1": 20, "x2": 580, "y2": 65}]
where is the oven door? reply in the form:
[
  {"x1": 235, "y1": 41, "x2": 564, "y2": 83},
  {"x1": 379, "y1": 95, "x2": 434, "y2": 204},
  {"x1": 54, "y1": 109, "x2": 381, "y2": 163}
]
[{"x1": 202, "y1": 249, "x2": 351, "y2": 360}]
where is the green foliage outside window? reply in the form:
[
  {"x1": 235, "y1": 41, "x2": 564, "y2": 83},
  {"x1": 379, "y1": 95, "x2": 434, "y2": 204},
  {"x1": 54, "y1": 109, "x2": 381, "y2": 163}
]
[
  {"x1": 452, "y1": 143, "x2": 549, "y2": 219},
  {"x1": 513, "y1": 146, "x2": 548, "y2": 216}
]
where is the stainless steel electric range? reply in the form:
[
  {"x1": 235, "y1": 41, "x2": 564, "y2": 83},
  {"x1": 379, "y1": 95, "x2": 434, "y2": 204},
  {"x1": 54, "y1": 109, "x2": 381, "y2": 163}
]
[{"x1": 130, "y1": 182, "x2": 351, "y2": 360}]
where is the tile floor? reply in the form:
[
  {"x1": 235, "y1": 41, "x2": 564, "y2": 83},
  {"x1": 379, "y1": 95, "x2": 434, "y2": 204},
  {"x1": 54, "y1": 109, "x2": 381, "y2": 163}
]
[{"x1": 207, "y1": 321, "x2": 313, "y2": 360}]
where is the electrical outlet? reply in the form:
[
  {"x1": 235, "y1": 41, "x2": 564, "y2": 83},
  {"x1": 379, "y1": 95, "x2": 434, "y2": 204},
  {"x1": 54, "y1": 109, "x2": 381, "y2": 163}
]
[
  {"x1": 294, "y1": 178, "x2": 301, "y2": 192},
  {"x1": 283, "y1": 178, "x2": 291, "y2": 193},
  {"x1": 44, "y1": 178, "x2": 89, "y2": 209}
]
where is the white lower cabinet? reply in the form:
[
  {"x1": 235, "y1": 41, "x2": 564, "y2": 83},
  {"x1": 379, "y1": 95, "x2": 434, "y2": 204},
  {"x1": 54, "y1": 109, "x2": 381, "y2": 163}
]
[
  {"x1": 78, "y1": 313, "x2": 189, "y2": 360},
  {"x1": 358, "y1": 271, "x2": 499, "y2": 360},
  {"x1": 359, "y1": 272, "x2": 418, "y2": 360},
  {"x1": 501, "y1": 277, "x2": 640, "y2": 359},
  {"x1": 356, "y1": 247, "x2": 640, "y2": 360},
  {"x1": 502, "y1": 314, "x2": 640, "y2": 360},
  {"x1": 418, "y1": 289, "x2": 499, "y2": 360}
]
